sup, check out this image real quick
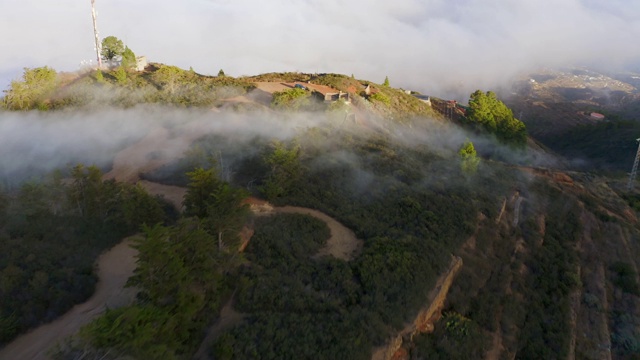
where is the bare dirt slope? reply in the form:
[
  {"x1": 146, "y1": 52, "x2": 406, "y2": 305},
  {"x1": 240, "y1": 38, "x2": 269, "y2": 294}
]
[
  {"x1": 0, "y1": 239, "x2": 138, "y2": 360},
  {"x1": 253, "y1": 81, "x2": 291, "y2": 94},
  {"x1": 104, "y1": 119, "x2": 216, "y2": 183}
]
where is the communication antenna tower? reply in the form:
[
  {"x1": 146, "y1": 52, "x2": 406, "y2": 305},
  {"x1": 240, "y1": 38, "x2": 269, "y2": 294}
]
[
  {"x1": 627, "y1": 138, "x2": 640, "y2": 191},
  {"x1": 91, "y1": 0, "x2": 102, "y2": 69}
]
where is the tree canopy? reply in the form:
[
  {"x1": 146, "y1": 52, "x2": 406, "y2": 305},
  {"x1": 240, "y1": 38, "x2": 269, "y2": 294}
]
[
  {"x1": 183, "y1": 167, "x2": 249, "y2": 250},
  {"x1": 466, "y1": 90, "x2": 526, "y2": 146},
  {"x1": 101, "y1": 36, "x2": 125, "y2": 61},
  {"x1": 2, "y1": 67, "x2": 57, "y2": 110},
  {"x1": 458, "y1": 140, "x2": 480, "y2": 174},
  {"x1": 121, "y1": 46, "x2": 137, "y2": 70},
  {"x1": 261, "y1": 141, "x2": 303, "y2": 200},
  {"x1": 83, "y1": 219, "x2": 228, "y2": 358}
]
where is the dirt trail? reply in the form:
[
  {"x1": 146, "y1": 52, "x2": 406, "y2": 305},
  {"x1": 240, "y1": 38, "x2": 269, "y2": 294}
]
[
  {"x1": 275, "y1": 206, "x2": 363, "y2": 261},
  {"x1": 138, "y1": 180, "x2": 187, "y2": 211},
  {"x1": 104, "y1": 119, "x2": 217, "y2": 183},
  {"x1": 0, "y1": 179, "x2": 186, "y2": 360},
  {"x1": 0, "y1": 239, "x2": 138, "y2": 360}
]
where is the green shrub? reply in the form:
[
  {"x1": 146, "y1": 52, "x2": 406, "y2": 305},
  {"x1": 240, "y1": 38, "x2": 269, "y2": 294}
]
[
  {"x1": 369, "y1": 92, "x2": 390, "y2": 106},
  {"x1": 610, "y1": 261, "x2": 640, "y2": 295}
]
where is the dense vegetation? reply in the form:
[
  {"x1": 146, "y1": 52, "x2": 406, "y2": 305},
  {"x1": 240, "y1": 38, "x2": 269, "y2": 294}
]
[
  {"x1": 212, "y1": 213, "x2": 373, "y2": 360},
  {"x1": 199, "y1": 124, "x2": 515, "y2": 358},
  {"x1": 2, "y1": 66, "x2": 640, "y2": 359},
  {"x1": 78, "y1": 219, "x2": 230, "y2": 359},
  {"x1": 465, "y1": 90, "x2": 527, "y2": 146},
  {"x1": 56, "y1": 168, "x2": 250, "y2": 358},
  {"x1": 2, "y1": 66, "x2": 58, "y2": 110},
  {"x1": 2, "y1": 65, "x2": 255, "y2": 110},
  {"x1": 0, "y1": 165, "x2": 171, "y2": 345}
]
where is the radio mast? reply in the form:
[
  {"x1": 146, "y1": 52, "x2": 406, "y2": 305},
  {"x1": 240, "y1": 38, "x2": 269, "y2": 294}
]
[
  {"x1": 627, "y1": 138, "x2": 640, "y2": 191},
  {"x1": 91, "y1": 0, "x2": 102, "y2": 68}
]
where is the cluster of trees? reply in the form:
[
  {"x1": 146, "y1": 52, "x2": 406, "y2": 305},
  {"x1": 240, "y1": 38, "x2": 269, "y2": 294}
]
[
  {"x1": 81, "y1": 219, "x2": 228, "y2": 358},
  {"x1": 2, "y1": 66, "x2": 58, "y2": 110},
  {"x1": 261, "y1": 141, "x2": 303, "y2": 200},
  {"x1": 75, "y1": 167, "x2": 249, "y2": 358},
  {"x1": 183, "y1": 168, "x2": 249, "y2": 250},
  {"x1": 204, "y1": 128, "x2": 495, "y2": 358},
  {"x1": 466, "y1": 90, "x2": 527, "y2": 146},
  {"x1": 0, "y1": 165, "x2": 171, "y2": 344},
  {"x1": 212, "y1": 213, "x2": 372, "y2": 360},
  {"x1": 101, "y1": 36, "x2": 136, "y2": 70},
  {"x1": 1, "y1": 60, "x2": 257, "y2": 111},
  {"x1": 134, "y1": 126, "x2": 500, "y2": 358}
]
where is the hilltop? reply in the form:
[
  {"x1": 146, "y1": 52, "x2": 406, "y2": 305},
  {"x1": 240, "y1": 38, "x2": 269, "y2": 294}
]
[
  {"x1": 1, "y1": 64, "x2": 640, "y2": 360},
  {"x1": 1, "y1": 64, "x2": 437, "y2": 122}
]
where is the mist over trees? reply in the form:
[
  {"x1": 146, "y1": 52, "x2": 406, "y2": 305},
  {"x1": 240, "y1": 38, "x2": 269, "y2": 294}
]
[
  {"x1": 183, "y1": 167, "x2": 249, "y2": 250},
  {"x1": 458, "y1": 140, "x2": 479, "y2": 174},
  {"x1": 1, "y1": 63, "x2": 639, "y2": 359}
]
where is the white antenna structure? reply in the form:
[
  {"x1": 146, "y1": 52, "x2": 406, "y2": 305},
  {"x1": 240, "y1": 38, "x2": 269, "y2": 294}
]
[
  {"x1": 91, "y1": 0, "x2": 102, "y2": 69},
  {"x1": 627, "y1": 138, "x2": 640, "y2": 191}
]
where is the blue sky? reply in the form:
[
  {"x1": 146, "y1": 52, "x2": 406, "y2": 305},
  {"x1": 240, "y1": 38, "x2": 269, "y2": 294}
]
[{"x1": 1, "y1": 0, "x2": 639, "y2": 95}]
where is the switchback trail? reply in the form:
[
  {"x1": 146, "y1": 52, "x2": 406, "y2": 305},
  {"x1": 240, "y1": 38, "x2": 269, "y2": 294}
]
[{"x1": 1, "y1": 183, "x2": 362, "y2": 359}]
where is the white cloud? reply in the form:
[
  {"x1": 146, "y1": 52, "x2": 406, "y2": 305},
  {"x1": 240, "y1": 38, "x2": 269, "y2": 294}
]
[{"x1": 1, "y1": 0, "x2": 639, "y2": 96}]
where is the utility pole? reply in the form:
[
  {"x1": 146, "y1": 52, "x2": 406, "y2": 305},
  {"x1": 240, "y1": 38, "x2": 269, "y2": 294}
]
[
  {"x1": 628, "y1": 138, "x2": 640, "y2": 191},
  {"x1": 91, "y1": 0, "x2": 102, "y2": 69}
]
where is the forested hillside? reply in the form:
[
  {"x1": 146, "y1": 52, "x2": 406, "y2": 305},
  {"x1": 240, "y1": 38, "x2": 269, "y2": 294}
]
[{"x1": 1, "y1": 65, "x2": 639, "y2": 359}]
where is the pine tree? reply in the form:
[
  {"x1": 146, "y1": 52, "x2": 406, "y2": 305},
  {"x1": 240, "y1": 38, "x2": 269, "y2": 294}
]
[
  {"x1": 100, "y1": 36, "x2": 124, "y2": 61},
  {"x1": 458, "y1": 140, "x2": 480, "y2": 174},
  {"x1": 183, "y1": 168, "x2": 249, "y2": 250},
  {"x1": 121, "y1": 46, "x2": 136, "y2": 70}
]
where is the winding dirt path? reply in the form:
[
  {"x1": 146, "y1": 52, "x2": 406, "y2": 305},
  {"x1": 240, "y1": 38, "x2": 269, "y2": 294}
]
[
  {"x1": 138, "y1": 180, "x2": 187, "y2": 212},
  {"x1": 1, "y1": 182, "x2": 361, "y2": 359},
  {"x1": 0, "y1": 181, "x2": 184, "y2": 359},
  {"x1": 275, "y1": 206, "x2": 362, "y2": 261},
  {"x1": 0, "y1": 239, "x2": 138, "y2": 360},
  {"x1": 2, "y1": 105, "x2": 362, "y2": 358}
]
